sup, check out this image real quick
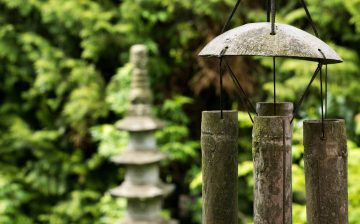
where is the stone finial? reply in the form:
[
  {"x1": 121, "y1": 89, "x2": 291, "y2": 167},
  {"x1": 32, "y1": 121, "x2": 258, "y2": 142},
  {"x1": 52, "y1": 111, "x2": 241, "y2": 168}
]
[
  {"x1": 117, "y1": 44, "x2": 164, "y2": 131},
  {"x1": 130, "y1": 44, "x2": 149, "y2": 69},
  {"x1": 129, "y1": 44, "x2": 152, "y2": 112}
]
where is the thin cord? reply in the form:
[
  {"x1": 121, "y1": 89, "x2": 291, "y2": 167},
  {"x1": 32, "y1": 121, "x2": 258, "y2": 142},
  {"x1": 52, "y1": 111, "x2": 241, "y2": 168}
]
[
  {"x1": 319, "y1": 65, "x2": 325, "y2": 139},
  {"x1": 219, "y1": 57, "x2": 224, "y2": 119},
  {"x1": 218, "y1": 0, "x2": 242, "y2": 119},
  {"x1": 227, "y1": 65, "x2": 255, "y2": 123},
  {"x1": 318, "y1": 49, "x2": 328, "y2": 118},
  {"x1": 225, "y1": 61, "x2": 257, "y2": 123},
  {"x1": 299, "y1": 0, "x2": 319, "y2": 38},
  {"x1": 325, "y1": 64, "x2": 328, "y2": 118},
  {"x1": 270, "y1": 0, "x2": 276, "y2": 35},
  {"x1": 273, "y1": 57, "x2": 277, "y2": 115},
  {"x1": 291, "y1": 63, "x2": 322, "y2": 124},
  {"x1": 224, "y1": 60, "x2": 257, "y2": 115},
  {"x1": 221, "y1": 0, "x2": 242, "y2": 34}
]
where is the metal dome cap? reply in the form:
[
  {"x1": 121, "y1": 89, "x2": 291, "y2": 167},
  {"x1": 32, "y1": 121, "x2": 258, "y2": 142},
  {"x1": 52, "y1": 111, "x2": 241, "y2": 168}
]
[{"x1": 199, "y1": 22, "x2": 342, "y2": 64}]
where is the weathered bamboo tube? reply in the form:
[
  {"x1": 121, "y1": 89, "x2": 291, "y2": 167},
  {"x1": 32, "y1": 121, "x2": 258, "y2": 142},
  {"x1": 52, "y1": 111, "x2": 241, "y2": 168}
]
[
  {"x1": 201, "y1": 111, "x2": 238, "y2": 224},
  {"x1": 253, "y1": 102, "x2": 293, "y2": 224},
  {"x1": 303, "y1": 119, "x2": 348, "y2": 224}
]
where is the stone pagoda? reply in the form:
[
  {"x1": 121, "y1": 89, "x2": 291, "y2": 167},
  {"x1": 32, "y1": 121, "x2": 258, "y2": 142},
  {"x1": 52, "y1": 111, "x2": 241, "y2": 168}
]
[{"x1": 110, "y1": 44, "x2": 175, "y2": 224}]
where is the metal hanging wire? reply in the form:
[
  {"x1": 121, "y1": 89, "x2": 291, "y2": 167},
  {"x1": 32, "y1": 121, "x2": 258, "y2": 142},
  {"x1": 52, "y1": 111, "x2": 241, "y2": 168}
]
[
  {"x1": 318, "y1": 49, "x2": 329, "y2": 139},
  {"x1": 218, "y1": 0, "x2": 242, "y2": 119},
  {"x1": 268, "y1": 1, "x2": 277, "y2": 115},
  {"x1": 270, "y1": 0, "x2": 276, "y2": 35},
  {"x1": 219, "y1": 57, "x2": 224, "y2": 119},
  {"x1": 217, "y1": 45, "x2": 229, "y2": 120},
  {"x1": 299, "y1": 0, "x2": 320, "y2": 38},
  {"x1": 225, "y1": 60, "x2": 257, "y2": 123},
  {"x1": 325, "y1": 63, "x2": 328, "y2": 118},
  {"x1": 319, "y1": 63, "x2": 325, "y2": 139},
  {"x1": 291, "y1": 63, "x2": 323, "y2": 124},
  {"x1": 291, "y1": 0, "x2": 328, "y2": 129},
  {"x1": 319, "y1": 49, "x2": 329, "y2": 118},
  {"x1": 268, "y1": 0, "x2": 277, "y2": 113},
  {"x1": 221, "y1": 0, "x2": 242, "y2": 34}
]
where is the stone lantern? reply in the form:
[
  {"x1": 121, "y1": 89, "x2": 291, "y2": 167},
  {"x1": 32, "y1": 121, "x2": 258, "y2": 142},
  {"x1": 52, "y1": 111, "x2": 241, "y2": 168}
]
[{"x1": 110, "y1": 45, "x2": 176, "y2": 224}]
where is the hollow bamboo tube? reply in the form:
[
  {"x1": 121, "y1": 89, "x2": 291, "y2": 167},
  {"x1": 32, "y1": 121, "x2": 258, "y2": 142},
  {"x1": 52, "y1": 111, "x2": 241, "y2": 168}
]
[
  {"x1": 303, "y1": 119, "x2": 348, "y2": 224},
  {"x1": 253, "y1": 102, "x2": 293, "y2": 224},
  {"x1": 201, "y1": 111, "x2": 238, "y2": 224}
]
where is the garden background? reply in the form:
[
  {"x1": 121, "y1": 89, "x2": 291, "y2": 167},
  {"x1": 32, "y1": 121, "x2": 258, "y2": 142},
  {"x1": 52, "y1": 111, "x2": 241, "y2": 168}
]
[{"x1": 1, "y1": 0, "x2": 360, "y2": 223}]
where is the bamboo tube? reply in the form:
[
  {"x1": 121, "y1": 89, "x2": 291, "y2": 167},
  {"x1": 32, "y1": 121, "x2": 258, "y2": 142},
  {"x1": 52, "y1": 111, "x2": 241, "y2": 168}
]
[
  {"x1": 201, "y1": 111, "x2": 238, "y2": 224},
  {"x1": 253, "y1": 102, "x2": 293, "y2": 224},
  {"x1": 303, "y1": 119, "x2": 348, "y2": 224}
]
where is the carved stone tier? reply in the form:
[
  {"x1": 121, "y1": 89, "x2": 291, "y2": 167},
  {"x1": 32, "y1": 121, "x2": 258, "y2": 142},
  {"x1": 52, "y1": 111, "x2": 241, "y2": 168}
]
[
  {"x1": 110, "y1": 182, "x2": 174, "y2": 199},
  {"x1": 111, "y1": 150, "x2": 165, "y2": 165},
  {"x1": 116, "y1": 116, "x2": 165, "y2": 132}
]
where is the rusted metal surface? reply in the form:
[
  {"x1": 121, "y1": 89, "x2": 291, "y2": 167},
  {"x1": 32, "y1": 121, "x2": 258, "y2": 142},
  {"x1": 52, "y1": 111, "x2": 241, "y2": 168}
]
[
  {"x1": 199, "y1": 22, "x2": 342, "y2": 64},
  {"x1": 201, "y1": 111, "x2": 238, "y2": 224},
  {"x1": 303, "y1": 119, "x2": 348, "y2": 224},
  {"x1": 252, "y1": 103, "x2": 293, "y2": 224}
]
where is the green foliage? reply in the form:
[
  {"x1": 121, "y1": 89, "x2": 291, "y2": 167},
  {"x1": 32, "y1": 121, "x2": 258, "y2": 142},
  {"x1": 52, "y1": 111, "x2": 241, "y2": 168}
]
[{"x1": 1, "y1": 0, "x2": 360, "y2": 223}]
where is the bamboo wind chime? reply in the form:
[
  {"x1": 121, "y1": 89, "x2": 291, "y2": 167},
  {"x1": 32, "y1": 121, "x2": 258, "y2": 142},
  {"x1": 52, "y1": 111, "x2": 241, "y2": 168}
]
[{"x1": 199, "y1": 0, "x2": 347, "y2": 224}]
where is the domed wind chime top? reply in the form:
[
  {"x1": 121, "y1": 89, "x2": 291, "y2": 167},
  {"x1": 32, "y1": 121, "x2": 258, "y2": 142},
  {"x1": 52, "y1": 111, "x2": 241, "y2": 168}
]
[
  {"x1": 199, "y1": 22, "x2": 341, "y2": 63},
  {"x1": 199, "y1": 0, "x2": 343, "y2": 124}
]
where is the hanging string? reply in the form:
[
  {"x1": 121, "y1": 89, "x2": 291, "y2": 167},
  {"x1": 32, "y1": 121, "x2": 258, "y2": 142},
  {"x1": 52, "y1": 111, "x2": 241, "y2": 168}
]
[
  {"x1": 270, "y1": 0, "x2": 276, "y2": 35},
  {"x1": 270, "y1": 1, "x2": 277, "y2": 115},
  {"x1": 325, "y1": 63, "x2": 328, "y2": 118},
  {"x1": 319, "y1": 65, "x2": 325, "y2": 139},
  {"x1": 299, "y1": 0, "x2": 320, "y2": 38},
  {"x1": 318, "y1": 49, "x2": 328, "y2": 118},
  {"x1": 224, "y1": 60, "x2": 256, "y2": 123},
  {"x1": 219, "y1": 57, "x2": 224, "y2": 119},
  {"x1": 225, "y1": 60, "x2": 257, "y2": 114},
  {"x1": 273, "y1": 57, "x2": 277, "y2": 115},
  {"x1": 221, "y1": 0, "x2": 242, "y2": 34},
  {"x1": 291, "y1": 63, "x2": 322, "y2": 124},
  {"x1": 218, "y1": 0, "x2": 243, "y2": 119}
]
